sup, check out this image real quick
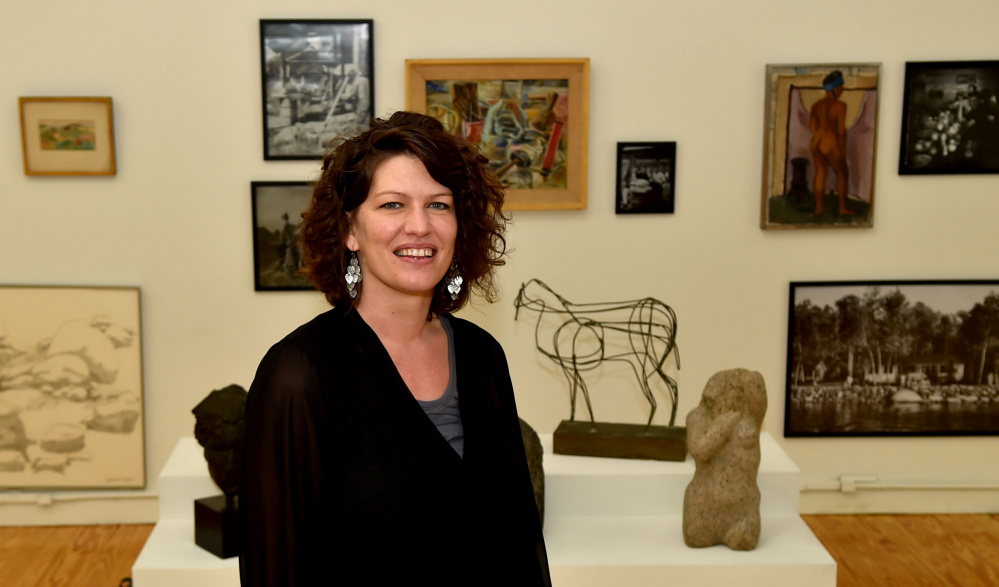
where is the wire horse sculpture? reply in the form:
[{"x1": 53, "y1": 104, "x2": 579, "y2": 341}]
[{"x1": 513, "y1": 279, "x2": 680, "y2": 427}]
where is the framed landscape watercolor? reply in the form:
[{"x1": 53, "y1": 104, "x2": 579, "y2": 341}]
[
  {"x1": 19, "y1": 97, "x2": 116, "y2": 176},
  {"x1": 406, "y1": 58, "x2": 589, "y2": 210},
  {"x1": 260, "y1": 19, "x2": 374, "y2": 160},
  {"x1": 0, "y1": 285, "x2": 145, "y2": 489},
  {"x1": 899, "y1": 60, "x2": 999, "y2": 175},
  {"x1": 615, "y1": 142, "x2": 676, "y2": 214},
  {"x1": 786, "y1": 280, "x2": 999, "y2": 437},
  {"x1": 251, "y1": 181, "x2": 313, "y2": 291},
  {"x1": 761, "y1": 64, "x2": 880, "y2": 229}
]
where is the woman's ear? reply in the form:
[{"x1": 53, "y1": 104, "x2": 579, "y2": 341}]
[{"x1": 345, "y1": 213, "x2": 358, "y2": 252}]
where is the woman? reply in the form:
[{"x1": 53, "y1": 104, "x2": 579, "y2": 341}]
[{"x1": 240, "y1": 111, "x2": 550, "y2": 586}]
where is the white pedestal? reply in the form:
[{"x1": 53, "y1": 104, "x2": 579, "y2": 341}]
[{"x1": 134, "y1": 434, "x2": 835, "y2": 586}]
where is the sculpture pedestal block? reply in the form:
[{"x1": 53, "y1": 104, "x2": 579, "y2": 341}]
[
  {"x1": 553, "y1": 420, "x2": 687, "y2": 461},
  {"x1": 194, "y1": 495, "x2": 239, "y2": 559}
]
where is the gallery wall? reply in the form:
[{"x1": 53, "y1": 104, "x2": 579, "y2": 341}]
[{"x1": 2, "y1": 0, "x2": 998, "y2": 524}]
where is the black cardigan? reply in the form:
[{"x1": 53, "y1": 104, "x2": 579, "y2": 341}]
[{"x1": 240, "y1": 309, "x2": 550, "y2": 586}]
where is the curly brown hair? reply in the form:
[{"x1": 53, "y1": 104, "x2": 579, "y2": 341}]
[{"x1": 300, "y1": 111, "x2": 509, "y2": 314}]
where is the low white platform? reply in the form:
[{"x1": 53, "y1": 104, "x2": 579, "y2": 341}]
[{"x1": 134, "y1": 434, "x2": 835, "y2": 586}]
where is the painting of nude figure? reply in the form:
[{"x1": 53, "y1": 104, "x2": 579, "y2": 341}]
[
  {"x1": 0, "y1": 286, "x2": 145, "y2": 489},
  {"x1": 761, "y1": 63, "x2": 881, "y2": 229}
]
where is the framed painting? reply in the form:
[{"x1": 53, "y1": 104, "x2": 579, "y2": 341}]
[
  {"x1": 251, "y1": 181, "x2": 314, "y2": 291},
  {"x1": 260, "y1": 19, "x2": 374, "y2": 160},
  {"x1": 761, "y1": 64, "x2": 881, "y2": 229},
  {"x1": 786, "y1": 280, "x2": 999, "y2": 437},
  {"x1": 615, "y1": 142, "x2": 676, "y2": 214},
  {"x1": 899, "y1": 60, "x2": 999, "y2": 174},
  {"x1": 19, "y1": 97, "x2": 116, "y2": 176},
  {"x1": 406, "y1": 58, "x2": 589, "y2": 210},
  {"x1": 0, "y1": 285, "x2": 145, "y2": 488}
]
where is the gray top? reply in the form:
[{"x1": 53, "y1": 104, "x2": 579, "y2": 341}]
[{"x1": 416, "y1": 314, "x2": 464, "y2": 457}]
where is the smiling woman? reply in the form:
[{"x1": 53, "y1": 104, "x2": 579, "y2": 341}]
[{"x1": 241, "y1": 111, "x2": 551, "y2": 586}]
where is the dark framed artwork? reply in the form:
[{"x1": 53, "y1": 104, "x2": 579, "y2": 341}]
[
  {"x1": 406, "y1": 58, "x2": 589, "y2": 210},
  {"x1": 259, "y1": 19, "x2": 374, "y2": 160},
  {"x1": 0, "y1": 285, "x2": 145, "y2": 489},
  {"x1": 19, "y1": 97, "x2": 116, "y2": 176},
  {"x1": 615, "y1": 142, "x2": 675, "y2": 214},
  {"x1": 251, "y1": 181, "x2": 313, "y2": 291},
  {"x1": 761, "y1": 63, "x2": 880, "y2": 229},
  {"x1": 786, "y1": 280, "x2": 999, "y2": 437},
  {"x1": 899, "y1": 60, "x2": 999, "y2": 174}
]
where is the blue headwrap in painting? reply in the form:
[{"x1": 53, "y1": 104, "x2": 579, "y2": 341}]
[{"x1": 822, "y1": 70, "x2": 845, "y2": 92}]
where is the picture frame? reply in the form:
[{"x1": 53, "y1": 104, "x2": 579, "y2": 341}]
[
  {"x1": 0, "y1": 285, "x2": 145, "y2": 489},
  {"x1": 761, "y1": 64, "x2": 881, "y2": 229},
  {"x1": 406, "y1": 58, "x2": 590, "y2": 210},
  {"x1": 251, "y1": 181, "x2": 314, "y2": 291},
  {"x1": 785, "y1": 280, "x2": 999, "y2": 437},
  {"x1": 19, "y1": 97, "x2": 116, "y2": 176},
  {"x1": 615, "y1": 142, "x2": 676, "y2": 214},
  {"x1": 899, "y1": 60, "x2": 999, "y2": 175},
  {"x1": 260, "y1": 19, "x2": 374, "y2": 160}
]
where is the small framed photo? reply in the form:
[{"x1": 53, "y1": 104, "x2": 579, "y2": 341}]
[
  {"x1": 0, "y1": 285, "x2": 145, "y2": 489},
  {"x1": 406, "y1": 58, "x2": 590, "y2": 210},
  {"x1": 899, "y1": 60, "x2": 999, "y2": 174},
  {"x1": 251, "y1": 181, "x2": 314, "y2": 291},
  {"x1": 786, "y1": 280, "x2": 999, "y2": 437},
  {"x1": 615, "y1": 142, "x2": 675, "y2": 214},
  {"x1": 260, "y1": 19, "x2": 374, "y2": 160},
  {"x1": 761, "y1": 64, "x2": 881, "y2": 229},
  {"x1": 19, "y1": 97, "x2": 116, "y2": 176}
]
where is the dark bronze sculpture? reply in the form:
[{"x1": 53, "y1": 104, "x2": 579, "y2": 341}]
[{"x1": 192, "y1": 383, "x2": 247, "y2": 558}]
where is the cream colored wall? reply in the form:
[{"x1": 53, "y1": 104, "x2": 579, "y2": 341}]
[{"x1": 2, "y1": 0, "x2": 998, "y2": 523}]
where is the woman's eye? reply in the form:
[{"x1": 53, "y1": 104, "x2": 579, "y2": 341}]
[
  {"x1": 381, "y1": 202, "x2": 401, "y2": 210},
  {"x1": 429, "y1": 202, "x2": 450, "y2": 211}
]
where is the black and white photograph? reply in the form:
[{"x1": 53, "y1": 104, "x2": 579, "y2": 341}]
[
  {"x1": 786, "y1": 280, "x2": 999, "y2": 437},
  {"x1": 615, "y1": 142, "x2": 675, "y2": 214},
  {"x1": 899, "y1": 60, "x2": 999, "y2": 174},
  {"x1": 260, "y1": 19, "x2": 373, "y2": 160},
  {"x1": 251, "y1": 182, "x2": 313, "y2": 291}
]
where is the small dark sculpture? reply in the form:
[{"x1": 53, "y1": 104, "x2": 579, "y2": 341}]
[
  {"x1": 683, "y1": 369, "x2": 767, "y2": 550},
  {"x1": 519, "y1": 418, "x2": 545, "y2": 526},
  {"x1": 513, "y1": 279, "x2": 680, "y2": 426},
  {"x1": 192, "y1": 384, "x2": 248, "y2": 508}
]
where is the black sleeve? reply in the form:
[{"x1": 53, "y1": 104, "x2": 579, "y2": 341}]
[{"x1": 239, "y1": 339, "x2": 330, "y2": 587}]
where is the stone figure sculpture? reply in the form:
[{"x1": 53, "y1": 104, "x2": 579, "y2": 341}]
[
  {"x1": 192, "y1": 384, "x2": 248, "y2": 507},
  {"x1": 683, "y1": 369, "x2": 767, "y2": 550}
]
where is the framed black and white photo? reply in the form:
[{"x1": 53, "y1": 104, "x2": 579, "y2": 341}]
[
  {"x1": 899, "y1": 60, "x2": 999, "y2": 174},
  {"x1": 615, "y1": 142, "x2": 675, "y2": 214},
  {"x1": 260, "y1": 19, "x2": 373, "y2": 160},
  {"x1": 786, "y1": 280, "x2": 999, "y2": 437},
  {"x1": 251, "y1": 181, "x2": 314, "y2": 291}
]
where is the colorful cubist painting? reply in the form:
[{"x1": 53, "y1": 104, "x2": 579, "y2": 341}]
[
  {"x1": 424, "y1": 78, "x2": 569, "y2": 190},
  {"x1": 38, "y1": 119, "x2": 97, "y2": 151},
  {"x1": 761, "y1": 64, "x2": 881, "y2": 229}
]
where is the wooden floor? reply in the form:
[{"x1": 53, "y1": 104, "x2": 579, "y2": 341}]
[{"x1": 0, "y1": 516, "x2": 997, "y2": 586}]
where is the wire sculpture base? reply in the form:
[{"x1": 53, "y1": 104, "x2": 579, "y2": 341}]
[{"x1": 553, "y1": 420, "x2": 687, "y2": 462}]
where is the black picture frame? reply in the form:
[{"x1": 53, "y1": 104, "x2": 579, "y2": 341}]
[
  {"x1": 615, "y1": 142, "x2": 675, "y2": 214},
  {"x1": 260, "y1": 19, "x2": 374, "y2": 160},
  {"x1": 251, "y1": 181, "x2": 314, "y2": 291},
  {"x1": 785, "y1": 280, "x2": 999, "y2": 437},
  {"x1": 899, "y1": 60, "x2": 999, "y2": 175}
]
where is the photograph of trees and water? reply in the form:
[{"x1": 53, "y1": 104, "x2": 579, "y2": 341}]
[{"x1": 786, "y1": 281, "x2": 999, "y2": 436}]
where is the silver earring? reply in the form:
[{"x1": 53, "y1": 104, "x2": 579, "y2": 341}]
[
  {"x1": 345, "y1": 252, "x2": 362, "y2": 299},
  {"x1": 445, "y1": 258, "x2": 463, "y2": 301}
]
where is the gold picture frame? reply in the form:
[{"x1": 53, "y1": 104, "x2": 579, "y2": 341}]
[
  {"x1": 19, "y1": 97, "x2": 117, "y2": 176},
  {"x1": 406, "y1": 58, "x2": 589, "y2": 210}
]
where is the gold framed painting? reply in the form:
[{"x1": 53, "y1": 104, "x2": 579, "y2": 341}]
[
  {"x1": 19, "y1": 97, "x2": 117, "y2": 176},
  {"x1": 406, "y1": 58, "x2": 589, "y2": 210},
  {"x1": 761, "y1": 64, "x2": 880, "y2": 229}
]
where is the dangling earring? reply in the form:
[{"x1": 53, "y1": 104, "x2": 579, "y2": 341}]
[
  {"x1": 345, "y1": 251, "x2": 362, "y2": 299},
  {"x1": 445, "y1": 257, "x2": 463, "y2": 301}
]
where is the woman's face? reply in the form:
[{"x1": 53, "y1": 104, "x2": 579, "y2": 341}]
[{"x1": 346, "y1": 154, "x2": 457, "y2": 304}]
